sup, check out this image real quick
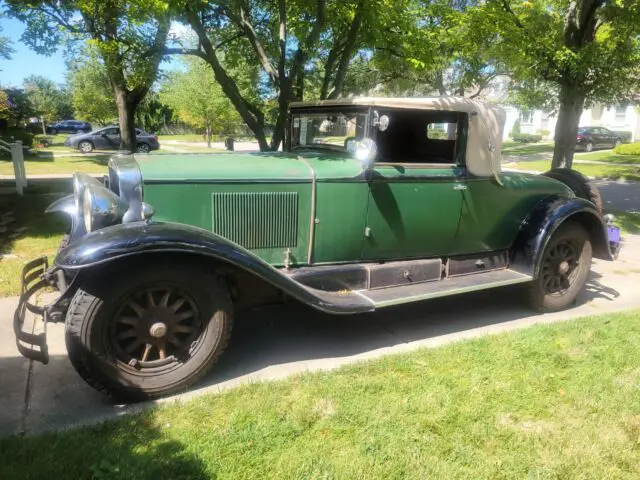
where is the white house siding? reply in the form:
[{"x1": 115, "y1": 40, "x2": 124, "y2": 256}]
[{"x1": 505, "y1": 103, "x2": 639, "y2": 142}]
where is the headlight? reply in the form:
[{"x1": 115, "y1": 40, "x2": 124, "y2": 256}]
[{"x1": 82, "y1": 183, "x2": 127, "y2": 233}]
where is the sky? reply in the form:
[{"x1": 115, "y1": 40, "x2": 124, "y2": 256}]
[
  {"x1": 0, "y1": 16, "x2": 69, "y2": 87},
  {"x1": 0, "y1": 16, "x2": 187, "y2": 88}
]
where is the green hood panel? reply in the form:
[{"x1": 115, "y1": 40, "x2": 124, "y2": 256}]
[{"x1": 137, "y1": 150, "x2": 364, "y2": 182}]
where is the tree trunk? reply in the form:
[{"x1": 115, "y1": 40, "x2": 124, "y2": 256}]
[
  {"x1": 41, "y1": 117, "x2": 46, "y2": 136},
  {"x1": 205, "y1": 121, "x2": 212, "y2": 148},
  {"x1": 551, "y1": 86, "x2": 585, "y2": 169},
  {"x1": 115, "y1": 89, "x2": 138, "y2": 152}
]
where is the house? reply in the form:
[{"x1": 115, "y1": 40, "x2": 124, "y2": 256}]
[{"x1": 503, "y1": 103, "x2": 640, "y2": 142}]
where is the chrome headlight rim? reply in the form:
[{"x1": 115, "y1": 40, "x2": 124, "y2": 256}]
[{"x1": 81, "y1": 183, "x2": 128, "y2": 233}]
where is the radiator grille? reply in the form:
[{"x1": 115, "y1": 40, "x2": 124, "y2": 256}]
[{"x1": 211, "y1": 192, "x2": 299, "y2": 249}]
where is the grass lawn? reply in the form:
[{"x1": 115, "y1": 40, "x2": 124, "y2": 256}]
[
  {"x1": 613, "y1": 210, "x2": 640, "y2": 235},
  {"x1": 502, "y1": 141, "x2": 555, "y2": 156},
  {"x1": 575, "y1": 151, "x2": 640, "y2": 164},
  {"x1": 1, "y1": 310, "x2": 640, "y2": 479},
  {"x1": 505, "y1": 160, "x2": 640, "y2": 182},
  {"x1": 159, "y1": 134, "x2": 261, "y2": 143},
  {"x1": 0, "y1": 181, "x2": 70, "y2": 296},
  {"x1": 0, "y1": 155, "x2": 109, "y2": 176}
]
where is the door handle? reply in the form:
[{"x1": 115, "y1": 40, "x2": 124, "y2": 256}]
[{"x1": 453, "y1": 184, "x2": 467, "y2": 191}]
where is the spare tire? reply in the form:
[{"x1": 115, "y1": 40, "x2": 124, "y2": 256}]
[{"x1": 542, "y1": 168, "x2": 603, "y2": 214}]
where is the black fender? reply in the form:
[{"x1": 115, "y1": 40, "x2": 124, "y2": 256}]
[
  {"x1": 511, "y1": 195, "x2": 614, "y2": 278},
  {"x1": 45, "y1": 193, "x2": 88, "y2": 242},
  {"x1": 55, "y1": 221, "x2": 374, "y2": 315}
]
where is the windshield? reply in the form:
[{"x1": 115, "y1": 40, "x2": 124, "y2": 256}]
[{"x1": 290, "y1": 110, "x2": 368, "y2": 153}]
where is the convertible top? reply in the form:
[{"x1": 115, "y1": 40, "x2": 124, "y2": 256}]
[{"x1": 290, "y1": 96, "x2": 506, "y2": 177}]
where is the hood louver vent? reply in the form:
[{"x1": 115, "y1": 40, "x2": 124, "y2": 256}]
[{"x1": 211, "y1": 192, "x2": 299, "y2": 249}]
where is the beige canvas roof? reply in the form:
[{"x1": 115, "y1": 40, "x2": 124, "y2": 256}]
[{"x1": 290, "y1": 96, "x2": 506, "y2": 177}]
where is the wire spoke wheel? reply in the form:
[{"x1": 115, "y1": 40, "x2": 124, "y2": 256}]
[
  {"x1": 540, "y1": 239, "x2": 581, "y2": 296},
  {"x1": 108, "y1": 286, "x2": 203, "y2": 370}
]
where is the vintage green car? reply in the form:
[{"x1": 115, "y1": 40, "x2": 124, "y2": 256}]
[{"x1": 14, "y1": 97, "x2": 621, "y2": 400}]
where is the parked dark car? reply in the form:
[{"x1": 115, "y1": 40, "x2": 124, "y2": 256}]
[
  {"x1": 47, "y1": 120, "x2": 92, "y2": 135},
  {"x1": 576, "y1": 126, "x2": 621, "y2": 152},
  {"x1": 64, "y1": 126, "x2": 160, "y2": 153}
]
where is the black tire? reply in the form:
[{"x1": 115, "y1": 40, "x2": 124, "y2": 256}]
[
  {"x1": 50, "y1": 129, "x2": 57, "y2": 135},
  {"x1": 136, "y1": 142, "x2": 150, "y2": 153},
  {"x1": 64, "y1": 261, "x2": 234, "y2": 400},
  {"x1": 528, "y1": 222, "x2": 592, "y2": 312},
  {"x1": 78, "y1": 140, "x2": 94, "y2": 153},
  {"x1": 542, "y1": 168, "x2": 603, "y2": 214},
  {"x1": 613, "y1": 139, "x2": 621, "y2": 149},
  {"x1": 585, "y1": 142, "x2": 594, "y2": 152}
]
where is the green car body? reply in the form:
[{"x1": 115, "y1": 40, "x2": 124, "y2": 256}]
[
  {"x1": 13, "y1": 97, "x2": 621, "y2": 399},
  {"x1": 139, "y1": 152, "x2": 572, "y2": 267}
]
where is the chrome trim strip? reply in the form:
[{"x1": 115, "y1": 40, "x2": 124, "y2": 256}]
[{"x1": 296, "y1": 155, "x2": 317, "y2": 265}]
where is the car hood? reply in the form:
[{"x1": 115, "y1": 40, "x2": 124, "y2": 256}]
[{"x1": 136, "y1": 150, "x2": 362, "y2": 182}]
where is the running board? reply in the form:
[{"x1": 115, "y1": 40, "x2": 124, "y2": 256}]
[
  {"x1": 359, "y1": 269, "x2": 532, "y2": 308},
  {"x1": 298, "y1": 268, "x2": 532, "y2": 314}
]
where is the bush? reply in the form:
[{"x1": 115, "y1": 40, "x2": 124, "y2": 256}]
[
  {"x1": 0, "y1": 129, "x2": 34, "y2": 148},
  {"x1": 537, "y1": 129, "x2": 550, "y2": 138},
  {"x1": 611, "y1": 131, "x2": 633, "y2": 144},
  {"x1": 511, "y1": 133, "x2": 542, "y2": 143},
  {"x1": 510, "y1": 118, "x2": 521, "y2": 136},
  {"x1": 614, "y1": 142, "x2": 640, "y2": 155}
]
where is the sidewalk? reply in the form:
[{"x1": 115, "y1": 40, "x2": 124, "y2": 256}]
[{"x1": 2, "y1": 235, "x2": 640, "y2": 438}]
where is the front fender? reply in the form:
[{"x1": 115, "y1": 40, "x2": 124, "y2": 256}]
[
  {"x1": 55, "y1": 221, "x2": 374, "y2": 315},
  {"x1": 511, "y1": 195, "x2": 613, "y2": 278}
]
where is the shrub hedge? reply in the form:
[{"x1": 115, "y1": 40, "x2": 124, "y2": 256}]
[
  {"x1": 0, "y1": 129, "x2": 34, "y2": 148},
  {"x1": 511, "y1": 133, "x2": 542, "y2": 143},
  {"x1": 614, "y1": 142, "x2": 640, "y2": 155}
]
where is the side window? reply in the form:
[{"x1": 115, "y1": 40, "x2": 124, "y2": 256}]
[
  {"x1": 427, "y1": 122, "x2": 458, "y2": 140},
  {"x1": 102, "y1": 127, "x2": 120, "y2": 136},
  {"x1": 376, "y1": 110, "x2": 463, "y2": 165}
]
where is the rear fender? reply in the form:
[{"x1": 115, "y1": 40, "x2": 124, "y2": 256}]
[
  {"x1": 511, "y1": 195, "x2": 612, "y2": 278},
  {"x1": 55, "y1": 221, "x2": 374, "y2": 315}
]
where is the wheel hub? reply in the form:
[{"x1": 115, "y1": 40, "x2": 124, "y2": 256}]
[
  {"x1": 558, "y1": 260, "x2": 570, "y2": 275},
  {"x1": 149, "y1": 322, "x2": 168, "y2": 338},
  {"x1": 111, "y1": 288, "x2": 201, "y2": 366}
]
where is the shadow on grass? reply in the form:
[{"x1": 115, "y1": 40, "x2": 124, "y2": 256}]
[
  {"x1": 0, "y1": 180, "x2": 72, "y2": 258},
  {"x1": 0, "y1": 397, "x2": 209, "y2": 479}
]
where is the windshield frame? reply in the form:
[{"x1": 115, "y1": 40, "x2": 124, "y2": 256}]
[{"x1": 287, "y1": 105, "x2": 372, "y2": 153}]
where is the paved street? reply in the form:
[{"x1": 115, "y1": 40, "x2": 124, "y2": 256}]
[{"x1": 1, "y1": 233, "x2": 640, "y2": 438}]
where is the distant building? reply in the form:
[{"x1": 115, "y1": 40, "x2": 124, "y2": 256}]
[{"x1": 503, "y1": 103, "x2": 640, "y2": 142}]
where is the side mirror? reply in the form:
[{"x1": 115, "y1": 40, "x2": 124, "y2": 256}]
[
  {"x1": 355, "y1": 138, "x2": 377, "y2": 171},
  {"x1": 372, "y1": 111, "x2": 390, "y2": 131}
]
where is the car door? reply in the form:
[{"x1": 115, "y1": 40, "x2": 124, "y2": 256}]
[
  {"x1": 96, "y1": 127, "x2": 121, "y2": 150},
  {"x1": 361, "y1": 113, "x2": 464, "y2": 261},
  {"x1": 594, "y1": 127, "x2": 608, "y2": 147}
]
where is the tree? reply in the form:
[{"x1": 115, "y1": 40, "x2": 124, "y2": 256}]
[
  {"x1": 485, "y1": 0, "x2": 640, "y2": 168},
  {"x1": 23, "y1": 75, "x2": 62, "y2": 134},
  {"x1": 1, "y1": 89, "x2": 35, "y2": 128},
  {"x1": 160, "y1": 58, "x2": 242, "y2": 147},
  {"x1": 166, "y1": 0, "x2": 381, "y2": 151},
  {"x1": 136, "y1": 91, "x2": 174, "y2": 134},
  {"x1": 68, "y1": 53, "x2": 118, "y2": 125},
  {"x1": 6, "y1": 1, "x2": 171, "y2": 151},
  {"x1": 0, "y1": 18, "x2": 14, "y2": 65}
]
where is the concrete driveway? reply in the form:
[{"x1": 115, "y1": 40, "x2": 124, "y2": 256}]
[{"x1": 1, "y1": 233, "x2": 640, "y2": 438}]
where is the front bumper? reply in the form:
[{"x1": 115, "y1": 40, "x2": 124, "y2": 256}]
[
  {"x1": 13, "y1": 257, "x2": 70, "y2": 364},
  {"x1": 13, "y1": 257, "x2": 53, "y2": 363}
]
